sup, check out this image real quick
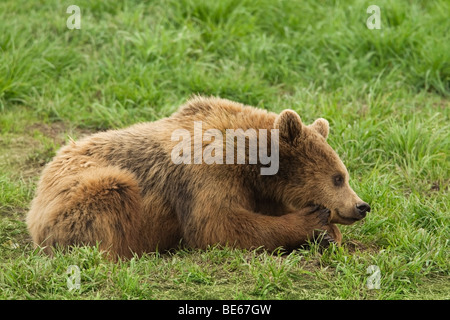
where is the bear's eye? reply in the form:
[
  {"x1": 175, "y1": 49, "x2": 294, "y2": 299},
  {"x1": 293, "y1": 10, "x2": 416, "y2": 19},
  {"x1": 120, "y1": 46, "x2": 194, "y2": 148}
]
[{"x1": 333, "y1": 174, "x2": 344, "y2": 187}]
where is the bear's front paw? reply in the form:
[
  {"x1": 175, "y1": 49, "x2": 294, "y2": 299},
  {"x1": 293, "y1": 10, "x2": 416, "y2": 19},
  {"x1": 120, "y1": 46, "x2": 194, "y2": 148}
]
[
  {"x1": 321, "y1": 233, "x2": 337, "y2": 246},
  {"x1": 305, "y1": 205, "x2": 330, "y2": 226},
  {"x1": 313, "y1": 223, "x2": 342, "y2": 247},
  {"x1": 310, "y1": 230, "x2": 338, "y2": 248}
]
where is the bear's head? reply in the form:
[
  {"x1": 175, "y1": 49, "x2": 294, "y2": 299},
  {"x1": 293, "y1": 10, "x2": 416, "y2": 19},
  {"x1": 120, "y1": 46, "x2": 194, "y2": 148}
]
[{"x1": 273, "y1": 110, "x2": 370, "y2": 225}]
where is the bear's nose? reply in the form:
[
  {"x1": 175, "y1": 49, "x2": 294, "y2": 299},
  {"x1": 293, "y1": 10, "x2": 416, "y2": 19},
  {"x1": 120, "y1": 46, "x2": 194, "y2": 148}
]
[{"x1": 356, "y1": 202, "x2": 371, "y2": 217}]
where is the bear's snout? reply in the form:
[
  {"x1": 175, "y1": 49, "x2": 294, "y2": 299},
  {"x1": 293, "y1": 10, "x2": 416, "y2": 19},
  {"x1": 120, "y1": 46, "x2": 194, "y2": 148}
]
[{"x1": 356, "y1": 202, "x2": 371, "y2": 219}]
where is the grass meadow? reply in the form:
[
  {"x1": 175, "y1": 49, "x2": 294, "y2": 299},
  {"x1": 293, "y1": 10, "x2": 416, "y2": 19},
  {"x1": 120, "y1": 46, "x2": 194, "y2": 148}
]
[{"x1": 0, "y1": 0, "x2": 448, "y2": 300}]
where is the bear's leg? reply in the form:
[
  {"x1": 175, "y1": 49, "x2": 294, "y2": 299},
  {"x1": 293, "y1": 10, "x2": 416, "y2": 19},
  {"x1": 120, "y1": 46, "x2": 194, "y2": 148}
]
[
  {"x1": 28, "y1": 166, "x2": 146, "y2": 259},
  {"x1": 182, "y1": 205, "x2": 335, "y2": 251}
]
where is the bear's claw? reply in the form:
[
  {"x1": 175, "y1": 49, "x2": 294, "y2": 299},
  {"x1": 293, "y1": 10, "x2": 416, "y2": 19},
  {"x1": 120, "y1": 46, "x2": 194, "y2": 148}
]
[
  {"x1": 314, "y1": 232, "x2": 337, "y2": 247},
  {"x1": 322, "y1": 233, "x2": 336, "y2": 245},
  {"x1": 307, "y1": 206, "x2": 331, "y2": 225}
]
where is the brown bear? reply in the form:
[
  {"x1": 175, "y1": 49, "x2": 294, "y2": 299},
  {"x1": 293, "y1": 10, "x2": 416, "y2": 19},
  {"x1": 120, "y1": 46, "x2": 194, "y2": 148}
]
[{"x1": 26, "y1": 96, "x2": 370, "y2": 259}]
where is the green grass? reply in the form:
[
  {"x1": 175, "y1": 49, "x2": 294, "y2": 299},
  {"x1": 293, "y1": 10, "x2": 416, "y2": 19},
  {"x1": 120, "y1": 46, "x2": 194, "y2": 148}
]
[{"x1": 0, "y1": 0, "x2": 449, "y2": 300}]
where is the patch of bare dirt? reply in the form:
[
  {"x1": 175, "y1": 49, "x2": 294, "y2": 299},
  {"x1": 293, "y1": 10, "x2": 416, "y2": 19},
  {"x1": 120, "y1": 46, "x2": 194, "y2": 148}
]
[
  {"x1": 27, "y1": 121, "x2": 93, "y2": 146},
  {"x1": 0, "y1": 122, "x2": 94, "y2": 179},
  {"x1": 344, "y1": 240, "x2": 380, "y2": 254}
]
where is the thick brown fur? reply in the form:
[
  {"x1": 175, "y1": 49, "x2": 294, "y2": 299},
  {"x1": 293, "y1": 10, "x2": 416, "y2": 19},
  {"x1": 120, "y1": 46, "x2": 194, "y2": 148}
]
[{"x1": 27, "y1": 96, "x2": 369, "y2": 259}]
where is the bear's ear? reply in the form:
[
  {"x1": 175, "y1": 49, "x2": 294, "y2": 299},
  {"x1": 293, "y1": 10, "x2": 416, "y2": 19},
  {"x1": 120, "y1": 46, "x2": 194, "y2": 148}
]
[
  {"x1": 310, "y1": 118, "x2": 329, "y2": 139},
  {"x1": 274, "y1": 109, "x2": 303, "y2": 144}
]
